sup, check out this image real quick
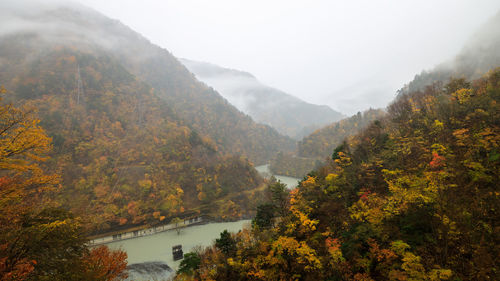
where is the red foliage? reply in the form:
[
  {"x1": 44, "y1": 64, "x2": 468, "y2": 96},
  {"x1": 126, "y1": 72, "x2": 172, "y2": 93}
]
[
  {"x1": 429, "y1": 152, "x2": 446, "y2": 168},
  {"x1": 83, "y1": 246, "x2": 128, "y2": 281}
]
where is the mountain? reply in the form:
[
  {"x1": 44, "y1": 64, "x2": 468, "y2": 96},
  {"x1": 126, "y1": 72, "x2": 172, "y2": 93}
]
[
  {"x1": 1, "y1": 1, "x2": 294, "y2": 166},
  {"x1": 0, "y1": 1, "x2": 292, "y2": 232},
  {"x1": 185, "y1": 67, "x2": 500, "y2": 281},
  {"x1": 182, "y1": 11, "x2": 500, "y2": 279},
  {"x1": 401, "y1": 11, "x2": 500, "y2": 94},
  {"x1": 180, "y1": 59, "x2": 345, "y2": 139},
  {"x1": 269, "y1": 12, "x2": 500, "y2": 177},
  {"x1": 267, "y1": 108, "x2": 386, "y2": 178},
  {"x1": 298, "y1": 108, "x2": 387, "y2": 159}
]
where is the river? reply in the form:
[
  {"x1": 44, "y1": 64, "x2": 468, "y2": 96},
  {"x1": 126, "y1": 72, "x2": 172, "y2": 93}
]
[
  {"x1": 107, "y1": 220, "x2": 250, "y2": 280},
  {"x1": 255, "y1": 164, "x2": 301, "y2": 189},
  {"x1": 104, "y1": 164, "x2": 299, "y2": 280}
]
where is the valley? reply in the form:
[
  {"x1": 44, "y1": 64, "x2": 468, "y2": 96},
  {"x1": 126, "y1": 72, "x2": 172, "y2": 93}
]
[{"x1": 0, "y1": 1, "x2": 498, "y2": 281}]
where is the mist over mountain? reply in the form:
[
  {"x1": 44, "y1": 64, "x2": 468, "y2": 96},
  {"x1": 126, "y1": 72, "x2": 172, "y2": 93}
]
[
  {"x1": 180, "y1": 59, "x2": 344, "y2": 139},
  {"x1": 0, "y1": 1, "x2": 498, "y2": 280},
  {"x1": 0, "y1": 0, "x2": 295, "y2": 165},
  {"x1": 268, "y1": 12, "x2": 500, "y2": 178},
  {"x1": 312, "y1": 10, "x2": 500, "y2": 162},
  {"x1": 0, "y1": 0, "x2": 297, "y2": 234},
  {"x1": 401, "y1": 11, "x2": 500, "y2": 94},
  {"x1": 174, "y1": 9, "x2": 500, "y2": 280}
]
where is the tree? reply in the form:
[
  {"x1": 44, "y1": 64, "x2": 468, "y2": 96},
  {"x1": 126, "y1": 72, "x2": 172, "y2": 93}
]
[
  {"x1": 0, "y1": 86, "x2": 128, "y2": 280},
  {"x1": 252, "y1": 203, "x2": 275, "y2": 229},
  {"x1": 82, "y1": 246, "x2": 128, "y2": 281},
  {"x1": 0, "y1": 85, "x2": 59, "y2": 280},
  {"x1": 176, "y1": 252, "x2": 201, "y2": 276},
  {"x1": 268, "y1": 179, "x2": 289, "y2": 218},
  {"x1": 171, "y1": 217, "x2": 184, "y2": 235},
  {"x1": 215, "y1": 230, "x2": 236, "y2": 256}
]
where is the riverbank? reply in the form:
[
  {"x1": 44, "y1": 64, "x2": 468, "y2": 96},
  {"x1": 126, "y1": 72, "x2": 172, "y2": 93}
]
[
  {"x1": 88, "y1": 164, "x2": 295, "y2": 246},
  {"x1": 88, "y1": 216, "x2": 205, "y2": 246},
  {"x1": 255, "y1": 164, "x2": 301, "y2": 188},
  {"x1": 107, "y1": 219, "x2": 251, "y2": 280}
]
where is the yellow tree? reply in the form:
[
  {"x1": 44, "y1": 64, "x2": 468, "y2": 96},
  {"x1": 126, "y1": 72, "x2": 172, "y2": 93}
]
[
  {"x1": 0, "y1": 85, "x2": 59, "y2": 280},
  {"x1": 0, "y1": 86, "x2": 129, "y2": 280},
  {"x1": 0, "y1": 84, "x2": 57, "y2": 221}
]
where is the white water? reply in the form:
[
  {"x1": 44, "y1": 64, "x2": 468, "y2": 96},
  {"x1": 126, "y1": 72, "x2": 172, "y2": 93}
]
[
  {"x1": 255, "y1": 164, "x2": 301, "y2": 189},
  {"x1": 107, "y1": 220, "x2": 250, "y2": 280}
]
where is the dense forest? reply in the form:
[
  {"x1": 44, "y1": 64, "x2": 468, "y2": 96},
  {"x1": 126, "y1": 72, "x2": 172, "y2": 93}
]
[
  {"x1": 0, "y1": 3, "x2": 297, "y2": 233},
  {"x1": 0, "y1": 85, "x2": 129, "y2": 280},
  {"x1": 298, "y1": 109, "x2": 387, "y2": 159},
  {"x1": 0, "y1": 40, "x2": 266, "y2": 233},
  {"x1": 268, "y1": 109, "x2": 386, "y2": 178},
  {"x1": 1, "y1": 1, "x2": 499, "y2": 281},
  {"x1": 176, "y1": 69, "x2": 500, "y2": 281}
]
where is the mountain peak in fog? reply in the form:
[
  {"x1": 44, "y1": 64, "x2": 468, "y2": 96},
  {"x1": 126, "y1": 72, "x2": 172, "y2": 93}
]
[{"x1": 181, "y1": 59, "x2": 345, "y2": 139}]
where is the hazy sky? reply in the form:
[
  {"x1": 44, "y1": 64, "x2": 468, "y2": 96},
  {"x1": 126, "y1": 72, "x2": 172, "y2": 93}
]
[{"x1": 73, "y1": 0, "x2": 499, "y2": 114}]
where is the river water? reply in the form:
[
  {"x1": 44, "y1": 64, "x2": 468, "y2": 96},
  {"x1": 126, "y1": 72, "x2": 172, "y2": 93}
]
[
  {"x1": 255, "y1": 164, "x2": 301, "y2": 189},
  {"x1": 107, "y1": 220, "x2": 250, "y2": 280},
  {"x1": 104, "y1": 164, "x2": 299, "y2": 280}
]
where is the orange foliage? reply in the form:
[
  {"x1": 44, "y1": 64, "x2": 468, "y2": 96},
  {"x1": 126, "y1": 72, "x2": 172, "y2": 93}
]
[{"x1": 83, "y1": 246, "x2": 128, "y2": 281}]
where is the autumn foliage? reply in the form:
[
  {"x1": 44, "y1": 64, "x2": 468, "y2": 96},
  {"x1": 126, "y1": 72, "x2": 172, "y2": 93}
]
[
  {"x1": 0, "y1": 85, "x2": 57, "y2": 280},
  {"x1": 270, "y1": 109, "x2": 386, "y2": 178},
  {"x1": 82, "y1": 246, "x2": 128, "y2": 281},
  {"x1": 179, "y1": 70, "x2": 500, "y2": 280},
  {"x1": 0, "y1": 42, "x2": 264, "y2": 232},
  {"x1": 0, "y1": 86, "x2": 128, "y2": 280}
]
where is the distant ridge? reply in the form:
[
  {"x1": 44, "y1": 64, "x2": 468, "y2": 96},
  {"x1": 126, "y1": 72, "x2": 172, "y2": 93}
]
[
  {"x1": 181, "y1": 58, "x2": 345, "y2": 139},
  {"x1": 0, "y1": 1, "x2": 295, "y2": 231}
]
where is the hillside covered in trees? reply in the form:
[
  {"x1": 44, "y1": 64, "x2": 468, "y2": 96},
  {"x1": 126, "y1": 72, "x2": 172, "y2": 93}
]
[
  {"x1": 1, "y1": 1, "x2": 499, "y2": 280},
  {"x1": 0, "y1": 2, "x2": 295, "y2": 232},
  {"x1": 268, "y1": 109, "x2": 385, "y2": 178},
  {"x1": 298, "y1": 109, "x2": 387, "y2": 159},
  {"x1": 181, "y1": 15, "x2": 500, "y2": 277},
  {"x1": 0, "y1": 85, "x2": 129, "y2": 280},
  {"x1": 177, "y1": 68, "x2": 500, "y2": 281}
]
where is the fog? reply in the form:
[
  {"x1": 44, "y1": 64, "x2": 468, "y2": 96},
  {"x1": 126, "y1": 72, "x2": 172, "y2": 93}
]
[
  {"x1": 3, "y1": 0, "x2": 500, "y2": 115},
  {"x1": 72, "y1": 0, "x2": 500, "y2": 115},
  {"x1": 0, "y1": 0, "x2": 123, "y2": 50},
  {"x1": 181, "y1": 58, "x2": 345, "y2": 139}
]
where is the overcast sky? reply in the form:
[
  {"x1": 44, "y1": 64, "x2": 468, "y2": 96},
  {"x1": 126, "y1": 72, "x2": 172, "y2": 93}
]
[{"x1": 74, "y1": 0, "x2": 499, "y2": 115}]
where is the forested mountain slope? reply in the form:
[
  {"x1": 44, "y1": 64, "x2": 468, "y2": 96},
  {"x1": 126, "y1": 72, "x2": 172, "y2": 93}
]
[
  {"x1": 176, "y1": 11, "x2": 500, "y2": 278},
  {"x1": 181, "y1": 68, "x2": 500, "y2": 281},
  {"x1": 116, "y1": 47, "x2": 295, "y2": 164},
  {"x1": 298, "y1": 108, "x2": 386, "y2": 158},
  {"x1": 181, "y1": 59, "x2": 344, "y2": 139},
  {"x1": 268, "y1": 109, "x2": 386, "y2": 178},
  {"x1": 0, "y1": 1, "x2": 294, "y2": 165},
  {"x1": 0, "y1": 2, "x2": 292, "y2": 231}
]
